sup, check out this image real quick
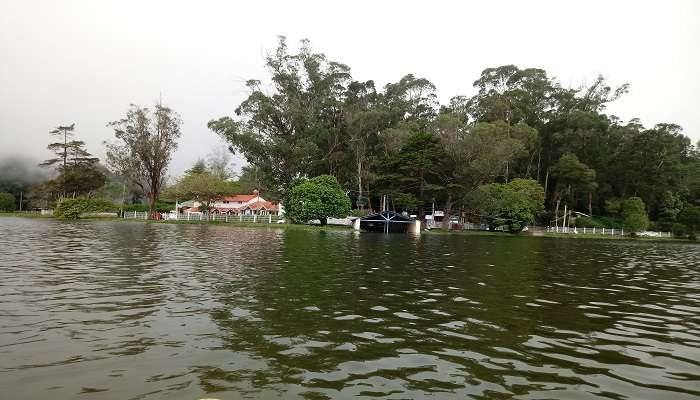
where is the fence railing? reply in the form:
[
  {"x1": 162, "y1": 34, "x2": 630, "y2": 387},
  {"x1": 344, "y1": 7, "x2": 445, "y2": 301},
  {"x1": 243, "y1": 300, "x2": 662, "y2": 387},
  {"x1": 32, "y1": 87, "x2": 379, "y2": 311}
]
[
  {"x1": 456, "y1": 222, "x2": 671, "y2": 237},
  {"x1": 122, "y1": 211, "x2": 282, "y2": 224},
  {"x1": 544, "y1": 226, "x2": 670, "y2": 237},
  {"x1": 546, "y1": 226, "x2": 628, "y2": 236}
]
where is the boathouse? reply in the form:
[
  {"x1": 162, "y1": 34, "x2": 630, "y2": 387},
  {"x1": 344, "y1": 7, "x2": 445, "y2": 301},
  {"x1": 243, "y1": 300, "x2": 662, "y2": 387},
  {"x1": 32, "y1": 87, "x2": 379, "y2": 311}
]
[{"x1": 360, "y1": 211, "x2": 415, "y2": 233}]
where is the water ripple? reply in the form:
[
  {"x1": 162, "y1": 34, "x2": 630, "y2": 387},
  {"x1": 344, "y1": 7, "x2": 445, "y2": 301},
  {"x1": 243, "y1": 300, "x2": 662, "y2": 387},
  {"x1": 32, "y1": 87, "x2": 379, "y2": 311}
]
[{"x1": 0, "y1": 217, "x2": 699, "y2": 399}]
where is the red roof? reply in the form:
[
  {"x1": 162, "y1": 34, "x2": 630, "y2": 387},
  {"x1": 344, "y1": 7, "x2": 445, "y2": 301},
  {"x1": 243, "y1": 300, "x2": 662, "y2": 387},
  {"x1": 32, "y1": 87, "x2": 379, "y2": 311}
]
[
  {"x1": 210, "y1": 201, "x2": 279, "y2": 213},
  {"x1": 244, "y1": 201, "x2": 278, "y2": 211},
  {"x1": 220, "y1": 194, "x2": 257, "y2": 202}
]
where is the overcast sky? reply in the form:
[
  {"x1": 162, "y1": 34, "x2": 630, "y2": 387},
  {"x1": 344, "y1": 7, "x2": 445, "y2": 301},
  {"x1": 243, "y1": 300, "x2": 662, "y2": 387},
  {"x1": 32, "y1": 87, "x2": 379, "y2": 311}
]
[{"x1": 1, "y1": 0, "x2": 698, "y2": 178}]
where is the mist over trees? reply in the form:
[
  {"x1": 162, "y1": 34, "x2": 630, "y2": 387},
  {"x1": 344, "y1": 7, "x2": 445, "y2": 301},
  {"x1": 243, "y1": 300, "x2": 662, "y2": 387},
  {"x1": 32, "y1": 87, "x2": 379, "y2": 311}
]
[{"x1": 209, "y1": 37, "x2": 700, "y2": 231}]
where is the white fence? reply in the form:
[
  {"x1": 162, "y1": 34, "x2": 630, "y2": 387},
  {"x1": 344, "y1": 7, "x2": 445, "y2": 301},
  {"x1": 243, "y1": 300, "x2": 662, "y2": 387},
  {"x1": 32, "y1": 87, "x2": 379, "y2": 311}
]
[
  {"x1": 547, "y1": 226, "x2": 626, "y2": 236},
  {"x1": 456, "y1": 222, "x2": 671, "y2": 237},
  {"x1": 462, "y1": 222, "x2": 491, "y2": 231},
  {"x1": 123, "y1": 211, "x2": 282, "y2": 224},
  {"x1": 545, "y1": 226, "x2": 671, "y2": 237}
]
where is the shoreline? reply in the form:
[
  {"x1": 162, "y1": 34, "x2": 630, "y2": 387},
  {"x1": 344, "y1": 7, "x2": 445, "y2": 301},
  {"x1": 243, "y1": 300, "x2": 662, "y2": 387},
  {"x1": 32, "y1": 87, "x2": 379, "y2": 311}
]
[
  {"x1": 423, "y1": 228, "x2": 687, "y2": 242},
  {"x1": 1, "y1": 213, "x2": 693, "y2": 242}
]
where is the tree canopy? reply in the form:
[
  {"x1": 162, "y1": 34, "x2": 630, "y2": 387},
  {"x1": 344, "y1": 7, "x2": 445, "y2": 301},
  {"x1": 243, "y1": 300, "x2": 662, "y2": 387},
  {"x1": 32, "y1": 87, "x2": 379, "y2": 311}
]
[
  {"x1": 205, "y1": 38, "x2": 698, "y2": 235},
  {"x1": 105, "y1": 103, "x2": 182, "y2": 218},
  {"x1": 468, "y1": 179, "x2": 545, "y2": 233},
  {"x1": 164, "y1": 164, "x2": 241, "y2": 214},
  {"x1": 0, "y1": 192, "x2": 15, "y2": 211}
]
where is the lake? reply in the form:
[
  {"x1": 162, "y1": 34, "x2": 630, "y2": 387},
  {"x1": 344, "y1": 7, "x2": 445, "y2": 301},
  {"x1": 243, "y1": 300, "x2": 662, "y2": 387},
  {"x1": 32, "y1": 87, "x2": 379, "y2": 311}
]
[{"x1": 1, "y1": 217, "x2": 699, "y2": 399}]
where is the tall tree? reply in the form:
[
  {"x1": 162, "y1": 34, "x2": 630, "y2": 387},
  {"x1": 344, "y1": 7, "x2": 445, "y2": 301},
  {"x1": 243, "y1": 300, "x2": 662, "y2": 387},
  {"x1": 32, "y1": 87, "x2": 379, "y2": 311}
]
[
  {"x1": 344, "y1": 80, "x2": 384, "y2": 210},
  {"x1": 550, "y1": 153, "x2": 597, "y2": 217},
  {"x1": 40, "y1": 124, "x2": 104, "y2": 199},
  {"x1": 377, "y1": 132, "x2": 446, "y2": 215},
  {"x1": 41, "y1": 124, "x2": 75, "y2": 170},
  {"x1": 209, "y1": 37, "x2": 351, "y2": 194},
  {"x1": 105, "y1": 103, "x2": 182, "y2": 218}
]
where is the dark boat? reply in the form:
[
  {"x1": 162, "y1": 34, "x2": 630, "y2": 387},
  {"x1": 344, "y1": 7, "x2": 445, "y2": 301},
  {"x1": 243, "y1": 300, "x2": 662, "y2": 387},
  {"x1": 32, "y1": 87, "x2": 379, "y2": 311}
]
[{"x1": 360, "y1": 211, "x2": 415, "y2": 233}]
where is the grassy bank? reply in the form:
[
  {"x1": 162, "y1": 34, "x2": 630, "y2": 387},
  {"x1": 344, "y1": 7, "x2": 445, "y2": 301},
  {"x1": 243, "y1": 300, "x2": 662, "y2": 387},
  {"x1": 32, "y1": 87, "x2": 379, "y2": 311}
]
[
  {"x1": 424, "y1": 227, "x2": 689, "y2": 242},
  {"x1": 3, "y1": 213, "x2": 694, "y2": 242},
  {"x1": 116, "y1": 217, "x2": 354, "y2": 232},
  {"x1": 539, "y1": 232, "x2": 686, "y2": 242},
  {"x1": 0, "y1": 211, "x2": 52, "y2": 218}
]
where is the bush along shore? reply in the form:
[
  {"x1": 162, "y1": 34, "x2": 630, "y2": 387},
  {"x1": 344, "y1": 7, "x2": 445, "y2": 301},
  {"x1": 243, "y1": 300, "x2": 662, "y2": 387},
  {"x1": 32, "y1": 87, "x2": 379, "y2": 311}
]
[{"x1": 4, "y1": 210, "x2": 693, "y2": 242}]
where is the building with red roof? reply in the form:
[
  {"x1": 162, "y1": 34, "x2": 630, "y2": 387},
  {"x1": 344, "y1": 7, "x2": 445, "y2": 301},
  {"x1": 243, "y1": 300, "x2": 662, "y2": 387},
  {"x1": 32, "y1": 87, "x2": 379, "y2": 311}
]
[{"x1": 179, "y1": 190, "x2": 282, "y2": 216}]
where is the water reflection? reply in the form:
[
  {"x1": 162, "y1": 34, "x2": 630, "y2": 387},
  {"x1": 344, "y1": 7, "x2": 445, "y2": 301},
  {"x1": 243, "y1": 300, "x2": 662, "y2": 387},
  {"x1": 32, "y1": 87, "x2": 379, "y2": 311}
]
[{"x1": 0, "y1": 217, "x2": 699, "y2": 399}]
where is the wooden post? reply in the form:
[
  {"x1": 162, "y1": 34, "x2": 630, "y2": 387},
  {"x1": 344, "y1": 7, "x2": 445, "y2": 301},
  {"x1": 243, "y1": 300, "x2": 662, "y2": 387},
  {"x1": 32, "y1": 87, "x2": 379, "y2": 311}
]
[
  {"x1": 268, "y1": 214, "x2": 272, "y2": 224},
  {"x1": 253, "y1": 214, "x2": 257, "y2": 223}
]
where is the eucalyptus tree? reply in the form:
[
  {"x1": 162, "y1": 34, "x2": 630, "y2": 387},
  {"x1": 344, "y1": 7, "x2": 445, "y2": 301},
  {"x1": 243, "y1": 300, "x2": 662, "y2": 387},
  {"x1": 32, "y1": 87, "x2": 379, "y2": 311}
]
[
  {"x1": 344, "y1": 80, "x2": 384, "y2": 210},
  {"x1": 105, "y1": 103, "x2": 182, "y2": 218},
  {"x1": 209, "y1": 36, "x2": 352, "y2": 195}
]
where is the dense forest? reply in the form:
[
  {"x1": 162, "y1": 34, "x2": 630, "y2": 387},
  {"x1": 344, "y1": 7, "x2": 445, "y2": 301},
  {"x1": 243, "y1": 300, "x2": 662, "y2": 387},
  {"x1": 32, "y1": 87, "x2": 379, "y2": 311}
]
[
  {"x1": 208, "y1": 37, "x2": 700, "y2": 229},
  {"x1": 1, "y1": 37, "x2": 699, "y2": 235}
]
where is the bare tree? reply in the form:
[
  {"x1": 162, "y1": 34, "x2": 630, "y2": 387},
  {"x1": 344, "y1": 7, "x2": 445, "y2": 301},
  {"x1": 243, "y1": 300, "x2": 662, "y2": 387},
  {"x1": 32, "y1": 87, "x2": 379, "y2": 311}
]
[{"x1": 105, "y1": 103, "x2": 182, "y2": 218}]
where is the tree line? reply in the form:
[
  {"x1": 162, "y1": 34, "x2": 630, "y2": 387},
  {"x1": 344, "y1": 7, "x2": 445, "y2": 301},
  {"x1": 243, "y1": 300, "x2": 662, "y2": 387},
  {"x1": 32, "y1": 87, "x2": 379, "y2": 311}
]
[
  {"x1": 207, "y1": 37, "x2": 700, "y2": 234},
  {"x1": 2, "y1": 36, "x2": 698, "y2": 236}
]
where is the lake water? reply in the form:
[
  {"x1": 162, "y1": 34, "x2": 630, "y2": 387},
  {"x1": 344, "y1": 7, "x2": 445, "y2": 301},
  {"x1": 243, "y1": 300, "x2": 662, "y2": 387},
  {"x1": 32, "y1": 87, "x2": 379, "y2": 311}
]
[{"x1": 1, "y1": 217, "x2": 699, "y2": 399}]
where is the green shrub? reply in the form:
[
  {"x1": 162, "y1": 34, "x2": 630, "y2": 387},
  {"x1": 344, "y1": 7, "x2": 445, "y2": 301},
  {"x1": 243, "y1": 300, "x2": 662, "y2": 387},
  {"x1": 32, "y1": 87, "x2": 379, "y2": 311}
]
[
  {"x1": 0, "y1": 192, "x2": 15, "y2": 211},
  {"x1": 54, "y1": 197, "x2": 118, "y2": 219},
  {"x1": 574, "y1": 216, "x2": 606, "y2": 228},
  {"x1": 651, "y1": 221, "x2": 673, "y2": 233},
  {"x1": 671, "y1": 223, "x2": 688, "y2": 238},
  {"x1": 283, "y1": 175, "x2": 351, "y2": 225},
  {"x1": 622, "y1": 197, "x2": 649, "y2": 235},
  {"x1": 349, "y1": 209, "x2": 370, "y2": 217},
  {"x1": 678, "y1": 205, "x2": 700, "y2": 240},
  {"x1": 468, "y1": 179, "x2": 545, "y2": 233}
]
